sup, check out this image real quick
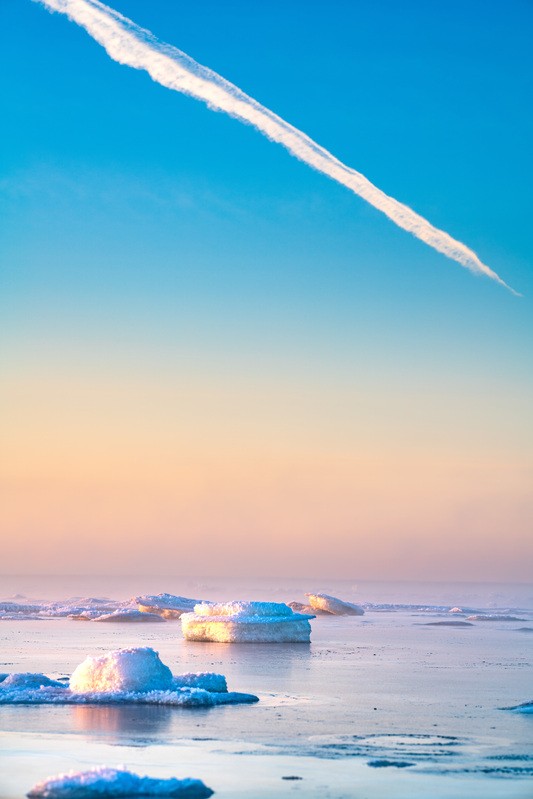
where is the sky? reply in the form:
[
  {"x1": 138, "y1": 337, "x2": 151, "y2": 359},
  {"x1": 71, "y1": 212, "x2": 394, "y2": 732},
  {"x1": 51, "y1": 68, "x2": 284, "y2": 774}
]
[{"x1": 1, "y1": 0, "x2": 532, "y2": 582}]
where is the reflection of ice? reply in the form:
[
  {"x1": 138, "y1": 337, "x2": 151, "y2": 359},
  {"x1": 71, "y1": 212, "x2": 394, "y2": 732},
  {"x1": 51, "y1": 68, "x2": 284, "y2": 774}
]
[
  {"x1": 71, "y1": 704, "x2": 174, "y2": 742},
  {"x1": 0, "y1": 647, "x2": 258, "y2": 708},
  {"x1": 27, "y1": 767, "x2": 213, "y2": 798},
  {"x1": 182, "y1": 601, "x2": 313, "y2": 643}
]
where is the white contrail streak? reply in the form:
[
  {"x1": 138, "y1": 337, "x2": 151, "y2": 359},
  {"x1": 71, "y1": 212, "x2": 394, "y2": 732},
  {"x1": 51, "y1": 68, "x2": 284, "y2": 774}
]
[{"x1": 35, "y1": 0, "x2": 517, "y2": 294}]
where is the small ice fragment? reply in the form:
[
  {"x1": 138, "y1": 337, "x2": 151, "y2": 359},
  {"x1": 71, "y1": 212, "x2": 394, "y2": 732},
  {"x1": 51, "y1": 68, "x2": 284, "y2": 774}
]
[
  {"x1": 181, "y1": 601, "x2": 313, "y2": 643},
  {"x1": 70, "y1": 648, "x2": 173, "y2": 693},
  {"x1": 449, "y1": 607, "x2": 463, "y2": 613},
  {"x1": 26, "y1": 766, "x2": 213, "y2": 798},
  {"x1": 504, "y1": 701, "x2": 533, "y2": 713},
  {"x1": 305, "y1": 593, "x2": 364, "y2": 616},
  {"x1": 135, "y1": 593, "x2": 203, "y2": 619},
  {"x1": 424, "y1": 621, "x2": 474, "y2": 627}
]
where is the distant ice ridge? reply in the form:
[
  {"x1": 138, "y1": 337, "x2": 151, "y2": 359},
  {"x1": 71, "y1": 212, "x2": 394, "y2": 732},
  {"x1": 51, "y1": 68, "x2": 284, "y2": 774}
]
[
  {"x1": 27, "y1": 767, "x2": 213, "y2": 798},
  {"x1": 181, "y1": 601, "x2": 313, "y2": 642},
  {"x1": 0, "y1": 597, "x2": 133, "y2": 621},
  {"x1": 0, "y1": 647, "x2": 257, "y2": 707},
  {"x1": 135, "y1": 593, "x2": 204, "y2": 619}
]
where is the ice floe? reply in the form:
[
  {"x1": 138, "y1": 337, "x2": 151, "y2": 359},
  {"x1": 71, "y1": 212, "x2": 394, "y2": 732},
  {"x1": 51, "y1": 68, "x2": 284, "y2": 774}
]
[
  {"x1": 93, "y1": 609, "x2": 166, "y2": 623},
  {"x1": 0, "y1": 647, "x2": 258, "y2": 707},
  {"x1": 27, "y1": 767, "x2": 213, "y2": 798},
  {"x1": 181, "y1": 601, "x2": 313, "y2": 643},
  {"x1": 305, "y1": 593, "x2": 365, "y2": 616},
  {"x1": 135, "y1": 593, "x2": 203, "y2": 619}
]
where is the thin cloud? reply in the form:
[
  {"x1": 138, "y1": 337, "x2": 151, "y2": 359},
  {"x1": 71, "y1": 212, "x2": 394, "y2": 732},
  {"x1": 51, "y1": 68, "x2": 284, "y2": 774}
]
[{"x1": 36, "y1": 0, "x2": 518, "y2": 294}]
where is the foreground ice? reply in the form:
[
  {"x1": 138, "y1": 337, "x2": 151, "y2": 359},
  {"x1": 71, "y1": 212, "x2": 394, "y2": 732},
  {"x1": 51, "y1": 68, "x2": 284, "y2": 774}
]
[
  {"x1": 136, "y1": 594, "x2": 203, "y2": 619},
  {"x1": 181, "y1": 601, "x2": 313, "y2": 643},
  {"x1": 27, "y1": 767, "x2": 213, "y2": 798},
  {"x1": 0, "y1": 647, "x2": 257, "y2": 707},
  {"x1": 305, "y1": 593, "x2": 365, "y2": 616}
]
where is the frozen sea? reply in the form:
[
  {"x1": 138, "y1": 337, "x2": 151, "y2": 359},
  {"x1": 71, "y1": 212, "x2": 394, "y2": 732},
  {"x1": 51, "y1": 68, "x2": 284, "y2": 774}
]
[{"x1": 1, "y1": 576, "x2": 532, "y2": 798}]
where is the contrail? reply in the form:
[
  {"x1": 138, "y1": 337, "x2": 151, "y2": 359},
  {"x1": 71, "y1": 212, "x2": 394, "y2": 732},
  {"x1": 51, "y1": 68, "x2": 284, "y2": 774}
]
[{"x1": 35, "y1": 0, "x2": 518, "y2": 294}]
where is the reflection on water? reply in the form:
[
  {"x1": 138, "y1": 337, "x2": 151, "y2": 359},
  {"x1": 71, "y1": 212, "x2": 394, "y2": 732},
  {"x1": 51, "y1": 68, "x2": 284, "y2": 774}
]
[
  {"x1": 182, "y1": 640, "x2": 311, "y2": 685},
  {"x1": 71, "y1": 704, "x2": 175, "y2": 744}
]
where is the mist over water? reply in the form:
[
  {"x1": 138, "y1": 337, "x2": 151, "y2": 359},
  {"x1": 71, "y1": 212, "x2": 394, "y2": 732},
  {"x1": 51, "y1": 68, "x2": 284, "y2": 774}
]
[{"x1": 2, "y1": 573, "x2": 532, "y2": 610}]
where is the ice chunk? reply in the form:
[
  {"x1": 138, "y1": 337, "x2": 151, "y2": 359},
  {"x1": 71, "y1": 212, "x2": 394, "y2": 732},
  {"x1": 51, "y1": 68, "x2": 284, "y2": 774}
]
[
  {"x1": 305, "y1": 593, "x2": 365, "y2": 616},
  {"x1": 1, "y1": 673, "x2": 65, "y2": 689},
  {"x1": 0, "y1": 647, "x2": 258, "y2": 707},
  {"x1": 93, "y1": 609, "x2": 166, "y2": 623},
  {"x1": 181, "y1": 601, "x2": 313, "y2": 643},
  {"x1": 449, "y1": 607, "x2": 463, "y2": 613},
  {"x1": 70, "y1": 648, "x2": 173, "y2": 693},
  {"x1": 27, "y1": 766, "x2": 213, "y2": 798},
  {"x1": 135, "y1": 593, "x2": 203, "y2": 619}
]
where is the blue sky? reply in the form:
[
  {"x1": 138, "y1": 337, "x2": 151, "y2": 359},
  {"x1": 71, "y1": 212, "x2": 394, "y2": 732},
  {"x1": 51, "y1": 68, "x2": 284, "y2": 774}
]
[{"x1": 1, "y1": 0, "x2": 532, "y2": 579}]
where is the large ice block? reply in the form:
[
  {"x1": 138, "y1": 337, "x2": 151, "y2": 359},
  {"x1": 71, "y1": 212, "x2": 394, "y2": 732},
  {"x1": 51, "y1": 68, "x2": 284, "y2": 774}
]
[{"x1": 181, "y1": 601, "x2": 313, "y2": 643}]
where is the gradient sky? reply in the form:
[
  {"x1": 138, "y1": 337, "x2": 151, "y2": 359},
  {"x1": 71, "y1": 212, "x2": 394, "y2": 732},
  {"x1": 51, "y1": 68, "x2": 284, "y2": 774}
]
[{"x1": 1, "y1": 0, "x2": 532, "y2": 581}]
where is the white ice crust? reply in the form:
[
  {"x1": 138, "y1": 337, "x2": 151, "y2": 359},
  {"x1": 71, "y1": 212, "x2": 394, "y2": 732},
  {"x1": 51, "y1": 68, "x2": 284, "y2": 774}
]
[
  {"x1": 181, "y1": 601, "x2": 313, "y2": 643},
  {"x1": 27, "y1": 767, "x2": 213, "y2": 798},
  {"x1": 135, "y1": 593, "x2": 203, "y2": 619},
  {"x1": 0, "y1": 647, "x2": 257, "y2": 707},
  {"x1": 305, "y1": 593, "x2": 365, "y2": 616}
]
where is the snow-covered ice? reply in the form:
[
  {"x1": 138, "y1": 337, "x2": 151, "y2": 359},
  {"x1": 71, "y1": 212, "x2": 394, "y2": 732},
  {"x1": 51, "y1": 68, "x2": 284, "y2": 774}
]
[
  {"x1": 181, "y1": 601, "x2": 313, "y2": 643},
  {"x1": 26, "y1": 767, "x2": 213, "y2": 798},
  {"x1": 0, "y1": 647, "x2": 257, "y2": 707},
  {"x1": 70, "y1": 648, "x2": 173, "y2": 693},
  {"x1": 305, "y1": 593, "x2": 365, "y2": 616},
  {"x1": 135, "y1": 594, "x2": 203, "y2": 619}
]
